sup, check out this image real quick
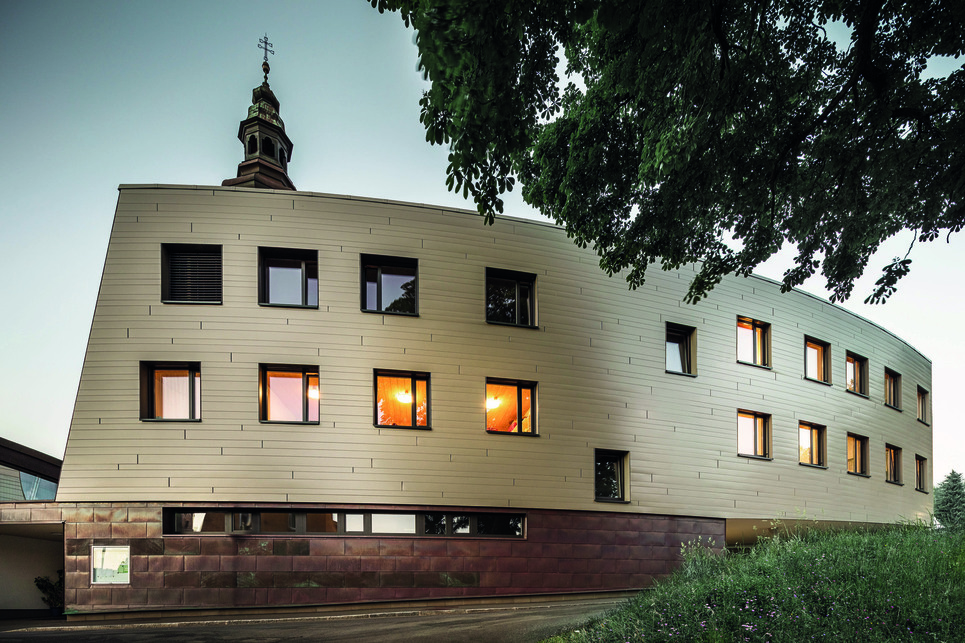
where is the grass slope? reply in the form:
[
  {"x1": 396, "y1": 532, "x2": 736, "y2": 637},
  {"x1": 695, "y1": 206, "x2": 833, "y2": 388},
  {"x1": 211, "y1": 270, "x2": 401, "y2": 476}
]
[{"x1": 548, "y1": 524, "x2": 965, "y2": 642}]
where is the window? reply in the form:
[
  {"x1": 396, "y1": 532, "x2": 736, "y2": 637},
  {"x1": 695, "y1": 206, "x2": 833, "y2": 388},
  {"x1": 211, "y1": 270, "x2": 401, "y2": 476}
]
[
  {"x1": 737, "y1": 410, "x2": 771, "y2": 458},
  {"x1": 486, "y1": 379, "x2": 536, "y2": 434},
  {"x1": 139, "y1": 362, "x2": 201, "y2": 420},
  {"x1": 259, "y1": 365, "x2": 319, "y2": 423},
  {"x1": 805, "y1": 337, "x2": 831, "y2": 383},
  {"x1": 917, "y1": 386, "x2": 929, "y2": 423},
  {"x1": 167, "y1": 509, "x2": 524, "y2": 537},
  {"x1": 161, "y1": 243, "x2": 222, "y2": 304},
  {"x1": 259, "y1": 247, "x2": 318, "y2": 307},
  {"x1": 91, "y1": 546, "x2": 130, "y2": 585},
  {"x1": 846, "y1": 352, "x2": 869, "y2": 395},
  {"x1": 736, "y1": 317, "x2": 770, "y2": 366},
  {"x1": 361, "y1": 255, "x2": 418, "y2": 315},
  {"x1": 885, "y1": 368, "x2": 902, "y2": 409},
  {"x1": 666, "y1": 322, "x2": 697, "y2": 375},
  {"x1": 798, "y1": 422, "x2": 826, "y2": 466},
  {"x1": 486, "y1": 268, "x2": 536, "y2": 327},
  {"x1": 886, "y1": 445, "x2": 902, "y2": 484},
  {"x1": 594, "y1": 449, "x2": 628, "y2": 502},
  {"x1": 847, "y1": 433, "x2": 869, "y2": 475},
  {"x1": 916, "y1": 455, "x2": 928, "y2": 492},
  {"x1": 375, "y1": 370, "x2": 429, "y2": 428}
]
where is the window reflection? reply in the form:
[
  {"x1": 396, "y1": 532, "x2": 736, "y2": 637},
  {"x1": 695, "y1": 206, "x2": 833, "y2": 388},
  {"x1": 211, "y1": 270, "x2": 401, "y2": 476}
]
[
  {"x1": 485, "y1": 268, "x2": 535, "y2": 326},
  {"x1": 362, "y1": 256, "x2": 417, "y2": 314},
  {"x1": 263, "y1": 367, "x2": 319, "y2": 423}
]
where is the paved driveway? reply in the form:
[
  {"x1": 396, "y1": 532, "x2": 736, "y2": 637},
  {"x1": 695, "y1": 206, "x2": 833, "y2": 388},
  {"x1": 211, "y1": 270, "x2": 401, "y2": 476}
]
[{"x1": 0, "y1": 597, "x2": 627, "y2": 642}]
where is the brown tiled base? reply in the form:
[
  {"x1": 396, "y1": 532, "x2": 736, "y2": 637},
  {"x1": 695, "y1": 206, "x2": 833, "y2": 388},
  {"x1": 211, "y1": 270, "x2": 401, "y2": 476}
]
[{"x1": 0, "y1": 502, "x2": 725, "y2": 614}]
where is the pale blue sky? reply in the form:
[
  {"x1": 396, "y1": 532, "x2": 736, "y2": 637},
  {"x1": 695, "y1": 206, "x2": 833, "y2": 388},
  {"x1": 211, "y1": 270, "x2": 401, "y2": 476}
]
[{"x1": 2, "y1": 1, "x2": 963, "y2": 484}]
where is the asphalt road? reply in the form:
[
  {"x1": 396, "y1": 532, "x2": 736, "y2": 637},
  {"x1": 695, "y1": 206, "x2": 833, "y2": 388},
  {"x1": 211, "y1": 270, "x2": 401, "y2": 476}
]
[{"x1": 0, "y1": 598, "x2": 627, "y2": 643}]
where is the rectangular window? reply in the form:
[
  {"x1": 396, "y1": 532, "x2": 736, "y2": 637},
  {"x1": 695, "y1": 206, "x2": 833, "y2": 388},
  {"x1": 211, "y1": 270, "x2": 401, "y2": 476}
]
[
  {"x1": 798, "y1": 422, "x2": 826, "y2": 466},
  {"x1": 161, "y1": 243, "x2": 222, "y2": 304},
  {"x1": 91, "y1": 546, "x2": 130, "y2": 585},
  {"x1": 737, "y1": 410, "x2": 771, "y2": 458},
  {"x1": 361, "y1": 254, "x2": 418, "y2": 315},
  {"x1": 917, "y1": 386, "x2": 929, "y2": 423},
  {"x1": 375, "y1": 370, "x2": 429, "y2": 428},
  {"x1": 886, "y1": 445, "x2": 902, "y2": 484},
  {"x1": 916, "y1": 455, "x2": 927, "y2": 492},
  {"x1": 666, "y1": 322, "x2": 697, "y2": 375},
  {"x1": 846, "y1": 352, "x2": 869, "y2": 395},
  {"x1": 805, "y1": 337, "x2": 831, "y2": 383},
  {"x1": 847, "y1": 433, "x2": 869, "y2": 475},
  {"x1": 736, "y1": 317, "x2": 770, "y2": 367},
  {"x1": 594, "y1": 449, "x2": 628, "y2": 502},
  {"x1": 259, "y1": 247, "x2": 318, "y2": 307},
  {"x1": 486, "y1": 267, "x2": 536, "y2": 327},
  {"x1": 139, "y1": 362, "x2": 201, "y2": 420},
  {"x1": 260, "y1": 365, "x2": 319, "y2": 423},
  {"x1": 885, "y1": 368, "x2": 902, "y2": 409},
  {"x1": 486, "y1": 379, "x2": 536, "y2": 434}
]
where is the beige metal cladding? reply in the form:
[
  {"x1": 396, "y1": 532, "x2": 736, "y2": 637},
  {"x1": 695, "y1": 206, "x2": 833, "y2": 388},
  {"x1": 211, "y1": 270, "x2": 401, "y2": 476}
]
[{"x1": 57, "y1": 185, "x2": 933, "y2": 524}]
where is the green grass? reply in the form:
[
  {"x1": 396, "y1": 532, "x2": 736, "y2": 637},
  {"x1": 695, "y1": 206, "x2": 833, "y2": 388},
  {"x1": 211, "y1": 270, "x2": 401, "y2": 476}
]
[{"x1": 547, "y1": 523, "x2": 965, "y2": 642}]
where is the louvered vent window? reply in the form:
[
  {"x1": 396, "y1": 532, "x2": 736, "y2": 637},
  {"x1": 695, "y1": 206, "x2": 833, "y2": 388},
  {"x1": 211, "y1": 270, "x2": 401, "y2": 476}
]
[{"x1": 161, "y1": 244, "x2": 222, "y2": 304}]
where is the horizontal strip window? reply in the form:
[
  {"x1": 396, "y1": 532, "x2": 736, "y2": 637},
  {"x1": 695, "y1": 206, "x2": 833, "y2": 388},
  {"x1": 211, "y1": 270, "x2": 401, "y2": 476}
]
[{"x1": 165, "y1": 510, "x2": 524, "y2": 538}]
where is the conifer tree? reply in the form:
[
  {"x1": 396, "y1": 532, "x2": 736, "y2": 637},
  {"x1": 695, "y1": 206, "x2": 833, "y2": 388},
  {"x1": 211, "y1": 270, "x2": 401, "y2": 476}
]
[{"x1": 934, "y1": 470, "x2": 965, "y2": 529}]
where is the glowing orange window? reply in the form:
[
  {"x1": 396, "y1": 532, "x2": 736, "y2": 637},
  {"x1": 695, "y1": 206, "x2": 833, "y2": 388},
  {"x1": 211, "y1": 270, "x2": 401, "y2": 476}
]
[
  {"x1": 375, "y1": 371, "x2": 429, "y2": 428},
  {"x1": 486, "y1": 379, "x2": 536, "y2": 434}
]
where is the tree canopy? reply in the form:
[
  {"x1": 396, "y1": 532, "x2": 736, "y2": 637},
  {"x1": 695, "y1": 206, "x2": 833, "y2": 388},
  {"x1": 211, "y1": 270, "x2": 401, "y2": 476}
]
[
  {"x1": 370, "y1": 0, "x2": 964, "y2": 303},
  {"x1": 935, "y1": 469, "x2": 965, "y2": 529}
]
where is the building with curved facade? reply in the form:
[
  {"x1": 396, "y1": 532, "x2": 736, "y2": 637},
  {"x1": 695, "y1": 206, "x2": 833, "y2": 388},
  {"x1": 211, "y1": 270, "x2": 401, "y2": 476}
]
[{"x1": 0, "y1": 68, "x2": 932, "y2": 618}]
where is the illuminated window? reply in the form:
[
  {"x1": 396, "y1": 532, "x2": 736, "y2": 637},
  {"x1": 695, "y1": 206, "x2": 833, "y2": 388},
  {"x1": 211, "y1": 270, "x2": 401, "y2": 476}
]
[
  {"x1": 362, "y1": 255, "x2": 418, "y2": 315},
  {"x1": 847, "y1": 433, "x2": 869, "y2": 475},
  {"x1": 917, "y1": 387, "x2": 929, "y2": 424},
  {"x1": 846, "y1": 352, "x2": 868, "y2": 395},
  {"x1": 885, "y1": 368, "x2": 902, "y2": 409},
  {"x1": 260, "y1": 365, "x2": 319, "y2": 423},
  {"x1": 886, "y1": 445, "x2": 902, "y2": 484},
  {"x1": 139, "y1": 362, "x2": 201, "y2": 420},
  {"x1": 259, "y1": 247, "x2": 318, "y2": 307},
  {"x1": 916, "y1": 455, "x2": 928, "y2": 492},
  {"x1": 486, "y1": 268, "x2": 536, "y2": 327},
  {"x1": 485, "y1": 379, "x2": 536, "y2": 434},
  {"x1": 805, "y1": 337, "x2": 831, "y2": 383},
  {"x1": 666, "y1": 322, "x2": 697, "y2": 375},
  {"x1": 737, "y1": 410, "x2": 770, "y2": 458},
  {"x1": 375, "y1": 370, "x2": 429, "y2": 428},
  {"x1": 737, "y1": 317, "x2": 769, "y2": 366},
  {"x1": 799, "y1": 422, "x2": 826, "y2": 466},
  {"x1": 161, "y1": 244, "x2": 222, "y2": 304},
  {"x1": 595, "y1": 449, "x2": 628, "y2": 502}
]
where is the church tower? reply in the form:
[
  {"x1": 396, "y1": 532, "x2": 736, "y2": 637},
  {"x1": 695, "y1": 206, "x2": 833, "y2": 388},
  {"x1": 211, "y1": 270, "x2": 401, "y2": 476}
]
[{"x1": 223, "y1": 35, "x2": 295, "y2": 191}]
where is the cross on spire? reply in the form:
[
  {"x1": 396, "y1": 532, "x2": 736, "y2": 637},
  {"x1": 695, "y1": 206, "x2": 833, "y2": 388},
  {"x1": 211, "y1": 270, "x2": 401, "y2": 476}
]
[{"x1": 259, "y1": 34, "x2": 274, "y2": 62}]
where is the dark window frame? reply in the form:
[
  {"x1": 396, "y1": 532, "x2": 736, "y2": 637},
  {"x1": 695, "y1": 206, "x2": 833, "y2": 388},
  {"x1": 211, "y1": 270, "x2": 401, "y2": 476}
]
[
  {"x1": 917, "y1": 386, "x2": 930, "y2": 424},
  {"x1": 485, "y1": 378, "x2": 538, "y2": 435},
  {"x1": 361, "y1": 254, "x2": 419, "y2": 316},
  {"x1": 845, "y1": 351, "x2": 869, "y2": 396},
  {"x1": 166, "y1": 509, "x2": 524, "y2": 538},
  {"x1": 373, "y1": 369, "x2": 431, "y2": 429},
  {"x1": 666, "y1": 322, "x2": 697, "y2": 376},
  {"x1": 804, "y1": 336, "x2": 831, "y2": 384},
  {"x1": 915, "y1": 455, "x2": 928, "y2": 493},
  {"x1": 847, "y1": 433, "x2": 870, "y2": 476},
  {"x1": 737, "y1": 410, "x2": 772, "y2": 459},
  {"x1": 885, "y1": 444, "x2": 903, "y2": 484},
  {"x1": 258, "y1": 247, "x2": 319, "y2": 308},
  {"x1": 139, "y1": 361, "x2": 201, "y2": 421},
  {"x1": 161, "y1": 243, "x2": 222, "y2": 304},
  {"x1": 885, "y1": 368, "x2": 902, "y2": 410},
  {"x1": 736, "y1": 316, "x2": 771, "y2": 367},
  {"x1": 259, "y1": 364, "x2": 320, "y2": 424},
  {"x1": 485, "y1": 267, "x2": 537, "y2": 328},
  {"x1": 798, "y1": 422, "x2": 827, "y2": 467},
  {"x1": 594, "y1": 449, "x2": 629, "y2": 502}
]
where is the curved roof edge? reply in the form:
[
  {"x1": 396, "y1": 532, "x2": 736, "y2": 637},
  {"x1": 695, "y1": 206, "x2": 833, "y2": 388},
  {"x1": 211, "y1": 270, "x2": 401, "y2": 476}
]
[{"x1": 115, "y1": 183, "x2": 931, "y2": 364}]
